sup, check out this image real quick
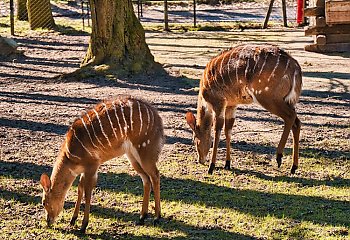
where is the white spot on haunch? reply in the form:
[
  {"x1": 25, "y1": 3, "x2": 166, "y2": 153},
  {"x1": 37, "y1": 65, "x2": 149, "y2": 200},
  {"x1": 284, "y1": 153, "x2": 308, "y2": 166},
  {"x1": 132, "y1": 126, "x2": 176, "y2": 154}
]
[
  {"x1": 142, "y1": 142, "x2": 146, "y2": 147},
  {"x1": 265, "y1": 87, "x2": 269, "y2": 91},
  {"x1": 147, "y1": 139, "x2": 150, "y2": 144},
  {"x1": 258, "y1": 79, "x2": 261, "y2": 83},
  {"x1": 258, "y1": 90, "x2": 262, "y2": 94}
]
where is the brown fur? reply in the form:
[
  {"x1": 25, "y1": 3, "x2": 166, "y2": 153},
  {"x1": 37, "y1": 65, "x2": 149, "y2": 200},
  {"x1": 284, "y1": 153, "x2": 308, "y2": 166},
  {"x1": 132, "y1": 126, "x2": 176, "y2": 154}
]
[
  {"x1": 187, "y1": 44, "x2": 302, "y2": 174},
  {"x1": 40, "y1": 95, "x2": 164, "y2": 233}
]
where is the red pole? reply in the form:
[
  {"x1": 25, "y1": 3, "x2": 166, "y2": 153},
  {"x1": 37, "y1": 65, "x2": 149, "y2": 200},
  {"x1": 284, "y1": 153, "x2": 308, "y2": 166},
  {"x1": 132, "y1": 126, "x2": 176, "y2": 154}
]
[{"x1": 297, "y1": 0, "x2": 304, "y2": 24}]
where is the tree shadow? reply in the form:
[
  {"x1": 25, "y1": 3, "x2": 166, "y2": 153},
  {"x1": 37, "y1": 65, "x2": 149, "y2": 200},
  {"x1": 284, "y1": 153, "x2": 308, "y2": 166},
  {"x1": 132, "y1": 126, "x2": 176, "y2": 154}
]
[
  {"x1": 0, "y1": 170, "x2": 256, "y2": 239},
  {"x1": 0, "y1": 161, "x2": 349, "y2": 229}
]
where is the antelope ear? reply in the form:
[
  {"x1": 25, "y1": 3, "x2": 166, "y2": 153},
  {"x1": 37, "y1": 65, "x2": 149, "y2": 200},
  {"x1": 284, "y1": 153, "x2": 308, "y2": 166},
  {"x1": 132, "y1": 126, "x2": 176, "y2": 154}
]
[
  {"x1": 40, "y1": 173, "x2": 51, "y2": 193},
  {"x1": 186, "y1": 111, "x2": 196, "y2": 132}
]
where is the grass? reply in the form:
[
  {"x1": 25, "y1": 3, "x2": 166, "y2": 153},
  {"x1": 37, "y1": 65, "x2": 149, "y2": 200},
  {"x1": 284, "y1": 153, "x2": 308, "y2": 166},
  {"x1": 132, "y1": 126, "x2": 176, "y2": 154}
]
[{"x1": 0, "y1": 146, "x2": 349, "y2": 239}]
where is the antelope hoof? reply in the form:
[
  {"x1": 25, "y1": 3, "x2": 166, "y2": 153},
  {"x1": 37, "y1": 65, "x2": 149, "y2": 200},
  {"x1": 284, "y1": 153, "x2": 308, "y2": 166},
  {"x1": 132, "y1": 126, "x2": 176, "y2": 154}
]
[
  {"x1": 291, "y1": 165, "x2": 298, "y2": 174},
  {"x1": 224, "y1": 160, "x2": 231, "y2": 170},
  {"x1": 153, "y1": 217, "x2": 161, "y2": 226},
  {"x1": 70, "y1": 216, "x2": 78, "y2": 226},
  {"x1": 208, "y1": 163, "x2": 215, "y2": 174},
  {"x1": 79, "y1": 226, "x2": 87, "y2": 234},
  {"x1": 136, "y1": 214, "x2": 148, "y2": 225},
  {"x1": 276, "y1": 153, "x2": 283, "y2": 168}
]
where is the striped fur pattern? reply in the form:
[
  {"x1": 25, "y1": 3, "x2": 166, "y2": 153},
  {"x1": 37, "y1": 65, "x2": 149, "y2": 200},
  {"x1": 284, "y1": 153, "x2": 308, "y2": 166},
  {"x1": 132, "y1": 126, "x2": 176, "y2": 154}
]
[
  {"x1": 186, "y1": 44, "x2": 302, "y2": 175},
  {"x1": 65, "y1": 96, "x2": 164, "y2": 162},
  {"x1": 40, "y1": 95, "x2": 164, "y2": 233},
  {"x1": 201, "y1": 44, "x2": 302, "y2": 107}
]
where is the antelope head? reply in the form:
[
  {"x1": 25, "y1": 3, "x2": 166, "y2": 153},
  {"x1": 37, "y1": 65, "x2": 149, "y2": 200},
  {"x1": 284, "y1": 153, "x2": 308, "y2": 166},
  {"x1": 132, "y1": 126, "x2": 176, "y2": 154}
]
[
  {"x1": 186, "y1": 111, "x2": 213, "y2": 164},
  {"x1": 40, "y1": 173, "x2": 64, "y2": 227}
]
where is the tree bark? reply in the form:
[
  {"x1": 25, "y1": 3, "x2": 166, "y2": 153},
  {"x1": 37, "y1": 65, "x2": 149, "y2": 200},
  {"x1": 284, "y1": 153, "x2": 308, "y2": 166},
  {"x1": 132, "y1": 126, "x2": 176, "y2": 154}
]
[
  {"x1": 17, "y1": 0, "x2": 28, "y2": 21},
  {"x1": 81, "y1": 0, "x2": 155, "y2": 73},
  {"x1": 27, "y1": 0, "x2": 56, "y2": 29}
]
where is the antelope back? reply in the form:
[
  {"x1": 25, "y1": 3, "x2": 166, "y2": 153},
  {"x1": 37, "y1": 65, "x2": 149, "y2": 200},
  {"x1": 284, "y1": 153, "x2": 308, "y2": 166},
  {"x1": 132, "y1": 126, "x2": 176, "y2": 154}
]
[
  {"x1": 201, "y1": 44, "x2": 302, "y2": 107},
  {"x1": 64, "y1": 95, "x2": 164, "y2": 163}
]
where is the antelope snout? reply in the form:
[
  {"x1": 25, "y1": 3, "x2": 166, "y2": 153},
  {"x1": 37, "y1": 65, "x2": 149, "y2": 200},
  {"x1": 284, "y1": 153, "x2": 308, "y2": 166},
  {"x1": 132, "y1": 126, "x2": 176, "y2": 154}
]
[
  {"x1": 197, "y1": 155, "x2": 207, "y2": 165},
  {"x1": 46, "y1": 215, "x2": 55, "y2": 228}
]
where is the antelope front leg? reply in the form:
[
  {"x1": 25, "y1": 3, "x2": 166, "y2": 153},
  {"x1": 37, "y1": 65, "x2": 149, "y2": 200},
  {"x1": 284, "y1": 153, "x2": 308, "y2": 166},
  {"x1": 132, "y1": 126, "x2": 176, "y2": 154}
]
[
  {"x1": 70, "y1": 174, "x2": 84, "y2": 226},
  {"x1": 224, "y1": 107, "x2": 236, "y2": 170},
  {"x1": 208, "y1": 116, "x2": 224, "y2": 174},
  {"x1": 80, "y1": 171, "x2": 98, "y2": 234}
]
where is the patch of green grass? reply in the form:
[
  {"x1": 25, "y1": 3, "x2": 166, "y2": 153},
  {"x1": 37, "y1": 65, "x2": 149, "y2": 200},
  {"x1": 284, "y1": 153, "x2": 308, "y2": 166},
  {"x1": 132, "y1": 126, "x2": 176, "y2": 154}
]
[
  {"x1": 0, "y1": 16, "x2": 90, "y2": 36},
  {"x1": 1, "y1": 149, "x2": 349, "y2": 239}
]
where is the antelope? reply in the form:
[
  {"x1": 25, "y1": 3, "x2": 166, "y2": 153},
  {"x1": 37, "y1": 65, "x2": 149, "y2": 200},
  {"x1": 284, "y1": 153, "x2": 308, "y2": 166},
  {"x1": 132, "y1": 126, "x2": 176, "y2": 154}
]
[
  {"x1": 186, "y1": 44, "x2": 302, "y2": 174},
  {"x1": 40, "y1": 95, "x2": 164, "y2": 233}
]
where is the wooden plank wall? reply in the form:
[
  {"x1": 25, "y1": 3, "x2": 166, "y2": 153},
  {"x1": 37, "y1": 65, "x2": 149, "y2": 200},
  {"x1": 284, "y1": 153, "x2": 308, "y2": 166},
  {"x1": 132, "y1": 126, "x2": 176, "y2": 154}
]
[{"x1": 304, "y1": 0, "x2": 350, "y2": 52}]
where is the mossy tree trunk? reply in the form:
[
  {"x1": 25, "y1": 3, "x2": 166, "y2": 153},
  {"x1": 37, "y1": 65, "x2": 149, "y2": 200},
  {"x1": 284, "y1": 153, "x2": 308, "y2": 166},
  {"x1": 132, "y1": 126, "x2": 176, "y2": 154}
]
[
  {"x1": 17, "y1": 0, "x2": 28, "y2": 21},
  {"x1": 81, "y1": 0, "x2": 155, "y2": 73},
  {"x1": 27, "y1": 0, "x2": 56, "y2": 29}
]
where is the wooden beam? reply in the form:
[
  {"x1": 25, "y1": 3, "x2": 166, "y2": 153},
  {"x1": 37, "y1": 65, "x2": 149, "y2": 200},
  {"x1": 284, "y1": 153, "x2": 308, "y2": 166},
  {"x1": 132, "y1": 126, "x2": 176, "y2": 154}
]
[
  {"x1": 305, "y1": 24, "x2": 350, "y2": 36},
  {"x1": 305, "y1": 43, "x2": 350, "y2": 53}
]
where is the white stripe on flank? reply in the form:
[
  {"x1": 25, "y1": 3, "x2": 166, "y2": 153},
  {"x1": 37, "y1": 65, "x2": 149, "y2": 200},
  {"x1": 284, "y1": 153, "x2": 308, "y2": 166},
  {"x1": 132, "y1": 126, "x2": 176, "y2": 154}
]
[
  {"x1": 252, "y1": 53, "x2": 260, "y2": 74},
  {"x1": 227, "y1": 50, "x2": 235, "y2": 84},
  {"x1": 285, "y1": 67, "x2": 299, "y2": 105},
  {"x1": 81, "y1": 117, "x2": 99, "y2": 149},
  {"x1": 212, "y1": 56, "x2": 220, "y2": 86},
  {"x1": 112, "y1": 101, "x2": 124, "y2": 138},
  {"x1": 128, "y1": 100, "x2": 134, "y2": 132},
  {"x1": 102, "y1": 103, "x2": 118, "y2": 140},
  {"x1": 119, "y1": 100, "x2": 128, "y2": 136},
  {"x1": 65, "y1": 141, "x2": 81, "y2": 160},
  {"x1": 86, "y1": 113, "x2": 108, "y2": 150},
  {"x1": 235, "y1": 58, "x2": 240, "y2": 82},
  {"x1": 144, "y1": 105, "x2": 150, "y2": 135},
  {"x1": 267, "y1": 54, "x2": 280, "y2": 82},
  {"x1": 93, "y1": 109, "x2": 112, "y2": 147},
  {"x1": 281, "y1": 59, "x2": 290, "y2": 77},
  {"x1": 219, "y1": 52, "x2": 228, "y2": 83},
  {"x1": 137, "y1": 101, "x2": 143, "y2": 136},
  {"x1": 245, "y1": 58, "x2": 250, "y2": 80},
  {"x1": 258, "y1": 53, "x2": 269, "y2": 78},
  {"x1": 72, "y1": 128, "x2": 93, "y2": 157},
  {"x1": 148, "y1": 107, "x2": 154, "y2": 135}
]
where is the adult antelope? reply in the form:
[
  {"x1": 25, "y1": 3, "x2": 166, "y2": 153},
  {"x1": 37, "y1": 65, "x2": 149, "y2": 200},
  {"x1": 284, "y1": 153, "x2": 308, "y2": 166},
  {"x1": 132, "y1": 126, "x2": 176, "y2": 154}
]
[
  {"x1": 186, "y1": 44, "x2": 302, "y2": 174},
  {"x1": 40, "y1": 95, "x2": 164, "y2": 233}
]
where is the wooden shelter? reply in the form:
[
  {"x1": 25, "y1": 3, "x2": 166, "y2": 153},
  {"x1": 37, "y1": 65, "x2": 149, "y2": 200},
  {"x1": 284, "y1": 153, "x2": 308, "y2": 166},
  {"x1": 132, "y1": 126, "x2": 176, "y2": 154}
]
[{"x1": 304, "y1": 0, "x2": 350, "y2": 52}]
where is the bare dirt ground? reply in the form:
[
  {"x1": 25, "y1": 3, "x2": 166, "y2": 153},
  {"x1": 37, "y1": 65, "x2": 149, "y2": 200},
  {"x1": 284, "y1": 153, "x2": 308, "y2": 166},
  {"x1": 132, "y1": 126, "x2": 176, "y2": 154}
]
[{"x1": 0, "y1": 27, "x2": 349, "y2": 177}]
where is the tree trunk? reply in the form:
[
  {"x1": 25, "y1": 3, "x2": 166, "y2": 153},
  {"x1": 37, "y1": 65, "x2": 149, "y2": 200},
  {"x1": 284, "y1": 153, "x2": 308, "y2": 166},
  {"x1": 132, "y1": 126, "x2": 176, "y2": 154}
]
[
  {"x1": 82, "y1": 0, "x2": 155, "y2": 73},
  {"x1": 17, "y1": 0, "x2": 28, "y2": 21},
  {"x1": 27, "y1": 0, "x2": 56, "y2": 29}
]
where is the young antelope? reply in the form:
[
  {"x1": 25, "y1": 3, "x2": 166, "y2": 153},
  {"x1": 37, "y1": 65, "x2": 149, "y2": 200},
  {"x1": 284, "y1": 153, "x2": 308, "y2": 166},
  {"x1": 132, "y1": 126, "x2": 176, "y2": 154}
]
[
  {"x1": 40, "y1": 95, "x2": 164, "y2": 233},
  {"x1": 186, "y1": 44, "x2": 302, "y2": 174}
]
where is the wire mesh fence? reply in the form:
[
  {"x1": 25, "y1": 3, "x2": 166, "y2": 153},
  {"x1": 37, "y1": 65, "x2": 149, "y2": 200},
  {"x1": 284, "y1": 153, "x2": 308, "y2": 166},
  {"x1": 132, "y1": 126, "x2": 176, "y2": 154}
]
[{"x1": 1, "y1": 0, "x2": 298, "y2": 36}]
